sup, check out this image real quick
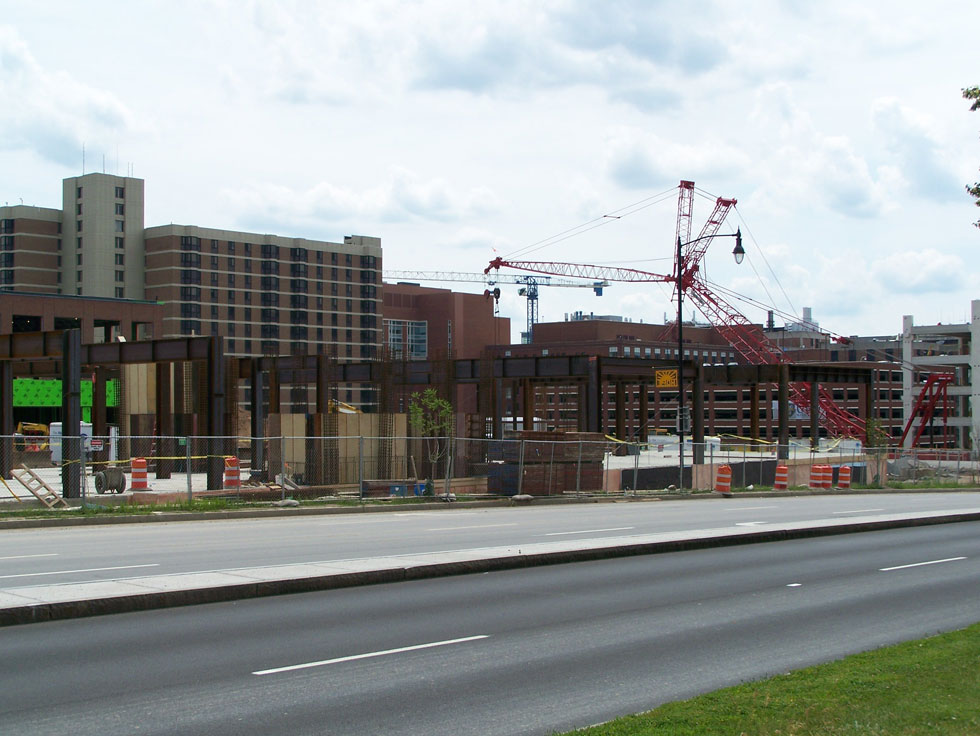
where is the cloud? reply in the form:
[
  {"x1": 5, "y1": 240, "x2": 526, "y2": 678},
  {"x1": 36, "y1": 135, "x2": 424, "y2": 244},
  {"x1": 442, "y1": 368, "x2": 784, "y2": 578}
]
[
  {"x1": 225, "y1": 167, "x2": 502, "y2": 233},
  {"x1": 0, "y1": 26, "x2": 136, "y2": 166},
  {"x1": 870, "y1": 249, "x2": 967, "y2": 294},
  {"x1": 605, "y1": 127, "x2": 751, "y2": 189},
  {"x1": 871, "y1": 98, "x2": 961, "y2": 202}
]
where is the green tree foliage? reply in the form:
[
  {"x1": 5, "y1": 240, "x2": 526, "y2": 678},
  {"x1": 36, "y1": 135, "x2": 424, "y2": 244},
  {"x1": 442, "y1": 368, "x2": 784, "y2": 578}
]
[
  {"x1": 408, "y1": 388, "x2": 454, "y2": 483},
  {"x1": 965, "y1": 86, "x2": 980, "y2": 228}
]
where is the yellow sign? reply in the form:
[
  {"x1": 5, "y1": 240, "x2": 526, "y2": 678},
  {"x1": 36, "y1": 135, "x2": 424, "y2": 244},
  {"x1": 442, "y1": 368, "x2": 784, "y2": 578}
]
[{"x1": 655, "y1": 369, "x2": 678, "y2": 388}]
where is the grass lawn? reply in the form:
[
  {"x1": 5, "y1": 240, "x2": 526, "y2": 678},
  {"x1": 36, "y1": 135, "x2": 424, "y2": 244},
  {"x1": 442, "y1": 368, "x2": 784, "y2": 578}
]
[{"x1": 563, "y1": 622, "x2": 980, "y2": 735}]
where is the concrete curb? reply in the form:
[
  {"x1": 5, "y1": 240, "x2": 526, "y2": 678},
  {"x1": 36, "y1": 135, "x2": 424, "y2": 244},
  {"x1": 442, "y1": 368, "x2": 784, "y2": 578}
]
[
  {"x1": 3, "y1": 488, "x2": 978, "y2": 529},
  {"x1": 3, "y1": 510, "x2": 978, "y2": 627}
]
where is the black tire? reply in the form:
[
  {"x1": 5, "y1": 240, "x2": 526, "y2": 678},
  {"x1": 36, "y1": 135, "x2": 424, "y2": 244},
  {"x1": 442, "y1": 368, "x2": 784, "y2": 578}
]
[{"x1": 94, "y1": 471, "x2": 107, "y2": 494}]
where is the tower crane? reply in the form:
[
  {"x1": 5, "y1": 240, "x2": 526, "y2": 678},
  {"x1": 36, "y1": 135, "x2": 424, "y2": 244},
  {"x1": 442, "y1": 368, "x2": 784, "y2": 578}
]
[
  {"x1": 486, "y1": 181, "x2": 868, "y2": 440},
  {"x1": 384, "y1": 270, "x2": 608, "y2": 343}
]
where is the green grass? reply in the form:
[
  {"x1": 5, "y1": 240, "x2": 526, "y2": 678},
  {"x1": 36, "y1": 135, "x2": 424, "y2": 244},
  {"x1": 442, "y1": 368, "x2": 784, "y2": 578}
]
[{"x1": 561, "y1": 623, "x2": 980, "y2": 735}]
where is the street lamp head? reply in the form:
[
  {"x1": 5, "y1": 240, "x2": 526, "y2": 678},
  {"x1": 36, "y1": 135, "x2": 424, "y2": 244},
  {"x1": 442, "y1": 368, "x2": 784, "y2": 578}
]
[{"x1": 732, "y1": 229, "x2": 745, "y2": 264}]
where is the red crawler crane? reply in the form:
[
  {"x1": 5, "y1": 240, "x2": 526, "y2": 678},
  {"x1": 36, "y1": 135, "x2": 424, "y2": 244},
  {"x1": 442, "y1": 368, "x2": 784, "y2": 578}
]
[{"x1": 486, "y1": 181, "x2": 869, "y2": 440}]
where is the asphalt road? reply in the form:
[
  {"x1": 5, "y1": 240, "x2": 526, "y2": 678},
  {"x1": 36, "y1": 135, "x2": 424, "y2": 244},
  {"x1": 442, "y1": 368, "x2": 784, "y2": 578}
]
[
  {"x1": 2, "y1": 493, "x2": 979, "y2": 592},
  {"x1": 1, "y1": 522, "x2": 977, "y2": 735}
]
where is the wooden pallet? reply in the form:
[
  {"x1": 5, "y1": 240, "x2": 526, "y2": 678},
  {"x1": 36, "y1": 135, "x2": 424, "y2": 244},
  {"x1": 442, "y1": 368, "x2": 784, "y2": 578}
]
[{"x1": 11, "y1": 465, "x2": 70, "y2": 508}]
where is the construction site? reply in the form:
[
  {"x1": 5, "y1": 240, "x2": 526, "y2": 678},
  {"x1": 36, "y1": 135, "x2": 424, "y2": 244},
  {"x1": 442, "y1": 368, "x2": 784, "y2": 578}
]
[{"x1": 1, "y1": 181, "x2": 977, "y2": 505}]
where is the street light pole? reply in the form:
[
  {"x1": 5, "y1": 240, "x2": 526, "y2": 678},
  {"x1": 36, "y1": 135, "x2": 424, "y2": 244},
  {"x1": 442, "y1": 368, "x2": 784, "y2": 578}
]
[{"x1": 675, "y1": 228, "x2": 743, "y2": 492}]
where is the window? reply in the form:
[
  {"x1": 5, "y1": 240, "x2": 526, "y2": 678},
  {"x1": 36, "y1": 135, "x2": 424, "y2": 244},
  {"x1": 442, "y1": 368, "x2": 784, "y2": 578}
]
[
  {"x1": 76, "y1": 187, "x2": 83, "y2": 198},
  {"x1": 180, "y1": 287, "x2": 200, "y2": 300},
  {"x1": 180, "y1": 252, "x2": 201, "y2": 267},
  {"x1": 227, "y1": 274, "x2": 235, "y2": 287},
  {"x1": 76, "y1": 270, "x2": 82, "y2": 282},
  {"x1": 115, "y1": 254, "x2": 124, "y2": 265},
  {"x1": 261, "y1": 260, "x2": 279, "y2": 274},
  {"x1": 180, "y1": 270, "x2": 201, "y2": 284},
  {"x1": 76, "y1": 203, "x2": 82, "y2": 215},
  {"x1": 114, "y1": 220, "x2": 124, "y2": 232},
  {"x1": 291, "y1": 279, "x2": 308, "y2": 293},
  {"x1": 0, "y1": 219, "x2": 13, "y2": 234},
  {"x1": 228, "y1": 241, "x2": 236, "y2": 253},
  {"x1": 76, "y1": 253, "x2": 83, "y2": 265},
  {"x1": 181, "y1": 303, "x2": 202, "y2": 318},
  {"x1": 210, "y1": 273, "x2": 219, "y2": 285},
  {"x1": 291, "y1": 263, "x2": 308, "y2": 277},
  {"x1": 0, "y1": 236, "x2": 12, "y2": 250},
  {"x1": 290, "y1": 247, "x2": 307, "y2": 262},
  {"x1": 227, "y1": 257, "x2": 235, "y2": 270},
  {"x1": 260, "y1": 276, "x2": 279, "y2": 291},
  {"x1": 180, "y1": 236, "x2": 201, "y2": 251},
  {"x1": 385, "y1": 319, "x2": 427, "y2": 359},
  {"x1": 261, "y1": 244, "x2": 279, "y2": 259},
  {"x1": 115, "y1": 287, "x2": 124, "y2": 298},
  {"x1": 115, "y1": 237, "x2": 124, "y2": 249},
  {"x1": 115, "y1": 271, "x2": 125, "y2": 282},
  {"x1": 210, "y1": 256, "x2": 219, "y2": 269},
  {"x1": 114, "y1": 186, "x2": 124, "y2": 198},
  {"x1": 115, "y1": 204, "x2": 124, "y2": 216},
  {"x1": 76, "y1": 220, "x2": 82, "y2": 232},
  {"x1": 290, "y1": 294, "x2": 308, "y2": 308}
]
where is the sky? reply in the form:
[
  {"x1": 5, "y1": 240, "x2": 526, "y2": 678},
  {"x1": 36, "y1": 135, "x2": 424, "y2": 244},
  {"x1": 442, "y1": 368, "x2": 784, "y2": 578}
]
[{"x1": 2, "y1": 1, "x2": 978, "y2": 344}]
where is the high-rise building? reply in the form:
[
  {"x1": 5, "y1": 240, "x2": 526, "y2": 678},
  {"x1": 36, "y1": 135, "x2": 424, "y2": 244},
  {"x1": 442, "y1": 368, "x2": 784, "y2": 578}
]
[{"x1": 2, "y1": 173, "x2": 383, "y2": 363}]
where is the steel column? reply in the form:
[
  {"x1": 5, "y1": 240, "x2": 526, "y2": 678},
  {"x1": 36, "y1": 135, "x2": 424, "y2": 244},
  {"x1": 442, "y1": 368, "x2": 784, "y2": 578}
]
[{"x1": 61, "y1": 329, "x2": 82, "y2": 498}]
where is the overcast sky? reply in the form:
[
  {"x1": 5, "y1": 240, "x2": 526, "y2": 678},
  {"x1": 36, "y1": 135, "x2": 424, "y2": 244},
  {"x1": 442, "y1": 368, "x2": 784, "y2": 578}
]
[{"x1": 2, "y1": 1, "x2": 978, "y2": 343}]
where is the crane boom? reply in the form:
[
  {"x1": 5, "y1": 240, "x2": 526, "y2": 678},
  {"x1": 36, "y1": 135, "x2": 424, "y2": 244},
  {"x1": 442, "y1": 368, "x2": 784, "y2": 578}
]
[
  {"x1": 385, "y1": 270, "x2": 607, "y2": 289},
  {"x1": 485, "y1": 258, "x2": 672, "y2": 284}
]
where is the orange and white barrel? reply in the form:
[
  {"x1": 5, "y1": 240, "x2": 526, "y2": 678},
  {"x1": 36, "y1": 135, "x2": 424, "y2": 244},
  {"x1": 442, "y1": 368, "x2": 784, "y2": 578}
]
[
  {"x1": 774, "y1": 465, "x2": 788, "y2": 490},
  {"x1": 837, "y1": 465, "x2": 852, "y2": 489},
  {"x1": 808, "y1": 464, "x2": 823, "y2": 489},
  {"x1": 821, "y1": 465, "x2": 833, "y2": 489},
  {"x1": 131, "y1": 457, "x2": 148, "y2": 490},
  {"x1": 715, "y1": 465, "x2": 732, "y2": 495},
  {"x1": 224, "y1": 456, "x2": 241, "y2": 490}
]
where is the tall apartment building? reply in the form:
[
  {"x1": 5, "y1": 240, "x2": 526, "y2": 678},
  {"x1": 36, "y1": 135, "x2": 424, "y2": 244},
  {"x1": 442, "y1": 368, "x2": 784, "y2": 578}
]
[
  {"x1": 2, "y1": 173, "x2": 384, "y2": 409},
  {"x1": 143, "y1": 227, "x2": 381, "y2": 361}
]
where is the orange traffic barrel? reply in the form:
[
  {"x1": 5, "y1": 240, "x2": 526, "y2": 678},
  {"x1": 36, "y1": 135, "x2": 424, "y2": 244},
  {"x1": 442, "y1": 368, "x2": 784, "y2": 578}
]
[
  {"x1": 808, "y1": 464, "x2": 822, "y2": 489},
  {"x1": 774, "y1": 465, "x2": 788, "y2": 490},
  {"x1": 131, "y1": 457, "x2": 148, "y2": 490},
  {"x1": 223, "y1": 456, "x2": 241, "y2": 490},
  {"x1": 821, "y1": 465, "x2": 833, "y2": 489},
  {"x1": 837, "y1": 465, "x2": 852, "y2": 489},
  {"x1": 715, "y1": 465, "x2": 732, "y2": 495}
]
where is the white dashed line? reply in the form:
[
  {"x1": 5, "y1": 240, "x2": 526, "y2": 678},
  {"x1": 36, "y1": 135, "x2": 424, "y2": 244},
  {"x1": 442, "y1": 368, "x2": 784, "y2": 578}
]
[
  {"x1": 880, "y1": 557, "x2": 967, "y2": 572},
  {"x1": 253, "y1": 635, "x2": 490, "y2": 675}
]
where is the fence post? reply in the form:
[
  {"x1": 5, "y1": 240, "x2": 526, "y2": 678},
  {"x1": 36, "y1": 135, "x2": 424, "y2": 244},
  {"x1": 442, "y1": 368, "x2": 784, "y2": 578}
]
[
  {"x1": 358, "y1": 436, "x2": 364, "y2": 499},
  {"x1": 444, "y1": 436, "x2": 454, "y2": 496},
  {"x1": 632, "y1": 443, "x2": 639, "y2": 496},
  {"x1": 186, "y1": 437, "x2": 192, "y2": 503},
  {"x1": 576, "y1": 440, "x2": 583, "y2": 493},
  {"x1": 742, "y1": 443, "x2": 747, "y2": 489},
  {"x1": 279, "y1": 437, "x2": 286, "y2": 502},
  {"x1": 517, "y1": 439, "x2": 525, "y2": 496}
]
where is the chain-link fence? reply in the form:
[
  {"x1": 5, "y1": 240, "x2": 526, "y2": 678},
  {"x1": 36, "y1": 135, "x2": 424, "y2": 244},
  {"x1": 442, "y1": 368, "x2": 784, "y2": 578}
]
[{"x1": 1, "y1": 434, "x2": 977, "y2": 504}]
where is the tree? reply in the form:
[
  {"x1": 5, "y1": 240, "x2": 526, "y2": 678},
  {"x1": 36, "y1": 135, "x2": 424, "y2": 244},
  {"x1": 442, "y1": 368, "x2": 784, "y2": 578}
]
[
  {"x1": 965, "y1": 86, "x2": 980, "y2": 228},
  {"x1": 408, "y1": 388, "x2": 454, "y2": 493}
]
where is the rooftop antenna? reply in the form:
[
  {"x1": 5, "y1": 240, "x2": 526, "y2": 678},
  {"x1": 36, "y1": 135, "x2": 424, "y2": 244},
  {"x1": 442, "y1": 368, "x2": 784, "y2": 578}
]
[{"x1": 102, "y1": 154, "x2": 105, "y2": 173}]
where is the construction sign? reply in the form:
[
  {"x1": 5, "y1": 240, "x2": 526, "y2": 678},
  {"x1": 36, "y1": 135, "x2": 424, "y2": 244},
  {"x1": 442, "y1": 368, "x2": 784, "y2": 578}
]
[{"x1": 655, "y1": 369, "x2": 678, "y2": 388}]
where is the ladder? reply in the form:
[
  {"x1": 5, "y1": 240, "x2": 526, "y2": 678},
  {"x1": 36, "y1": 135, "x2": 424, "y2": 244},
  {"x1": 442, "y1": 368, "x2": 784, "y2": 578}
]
[{"x1": 11, "y1": 465, "x2": 71, "y2": 508}]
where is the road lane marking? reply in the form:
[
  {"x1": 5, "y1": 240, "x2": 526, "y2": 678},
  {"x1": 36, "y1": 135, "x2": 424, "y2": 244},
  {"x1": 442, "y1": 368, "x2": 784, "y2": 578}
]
[
  {"x1": 735, "y1": 522, "x2": 767, "y2": 527},
  {"x1": 0, "y1": 563, "x2": 159, "y2": 580},
  {"x1": 833, "y1": 509, "x2": 885, "y2": 514},
  {"x1": 0, "y1": 553, "x2": 59, "y2": 561},
  {"x1": 252, "y1": 635, "x2": 490, "y2": 676},
  {"x1": 723, "y1": 506, "x2": 778, "y2": 511},
  {"x1": 427, "y1": 523, "x2": 519, "y2": 531},
  {"x1": 543, "y1": 527, "x2": 634, "y2": 536},
  {"x1": 880, "y1": 557, "x2": 967, "y2": 572},
  {"x1": 787, "y1": 583, "x2": 802, "y2": 587}
]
